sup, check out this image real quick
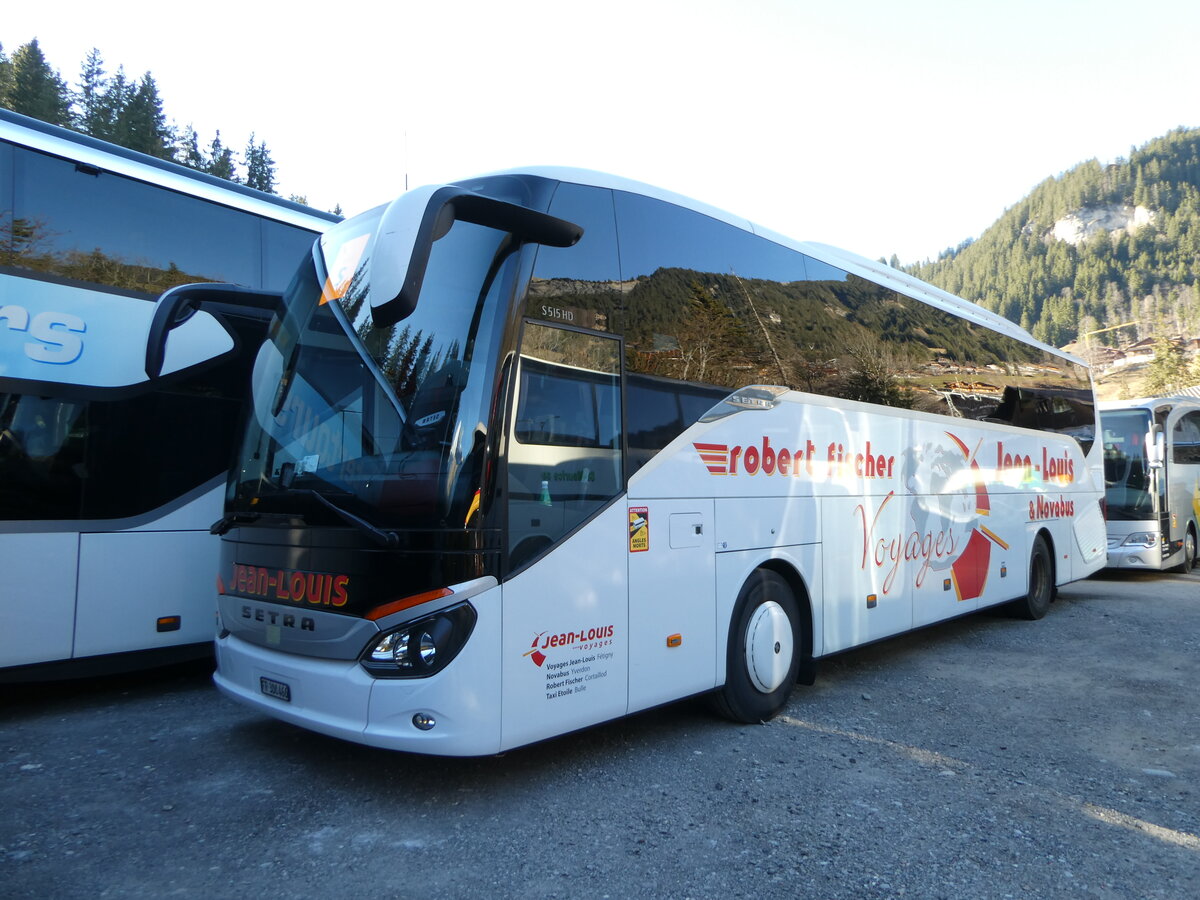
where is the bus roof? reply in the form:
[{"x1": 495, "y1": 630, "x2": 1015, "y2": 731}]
[{"x1": 0, "y1": 108, "x2": 340, "y2": 231}]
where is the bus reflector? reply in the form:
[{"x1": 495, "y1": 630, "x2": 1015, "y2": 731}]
[
  {"x1": 367, "y1": 588, "x2": 454, "y2": 621},
  {"x1": 157, "y1": 616, "x2": 181, "y2": 632},
  {"x1": 667, "y1": 634, "x2": 682, "y2": 648},
  {"x1": 866, "y1": 594, "x2": 878, "y2": 609}
]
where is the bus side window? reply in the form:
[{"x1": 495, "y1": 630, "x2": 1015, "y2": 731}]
[
  {"x1": 1173, "y1": 412, "x2": 1200, "y2": 465},
  {"x1": 11, "y1": 145, "x2": 260, "y2": 291}
]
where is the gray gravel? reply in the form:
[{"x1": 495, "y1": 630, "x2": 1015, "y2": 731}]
[{"x1": 3, "y1": 568, "x2": 1198, "y2": 899}]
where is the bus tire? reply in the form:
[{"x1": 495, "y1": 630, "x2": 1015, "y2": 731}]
[
  {"x1": 712, "y1": 570, "x2": 800, "y2": 723},
  {"x1": 1173, "y1": 526, "x2": 1197, "y2": 574},
  {"x1": 1010, "y1": 534, "x2": 1053, "y2": 620}
]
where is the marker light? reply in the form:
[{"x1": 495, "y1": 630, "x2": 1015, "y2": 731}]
[{"x1": 361, "y1": 603, "x2": 477, "y2": 678}]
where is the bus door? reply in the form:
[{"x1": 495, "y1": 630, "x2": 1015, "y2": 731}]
[{"x1": 499, "y1": 323, "x2": 629, "y2": 748}]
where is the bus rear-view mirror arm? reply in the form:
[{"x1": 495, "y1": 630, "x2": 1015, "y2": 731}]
[
  {"x1": 368, "y1": 185, "x2": 584, "y2": 329},
  {"x1": 145, "y1": 283, "x2": 282, "y2": 378}
]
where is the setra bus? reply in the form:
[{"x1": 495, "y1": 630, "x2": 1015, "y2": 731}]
[
  {"x1": 0, "y1": 108, "x2": 339, "y2": 680},
  {"x1": 149, "y1": 168, "x2": 1108, "y2": 754},
  {"x1": 1100, "y1": 395, "x2": 1200, "y2": 572}
]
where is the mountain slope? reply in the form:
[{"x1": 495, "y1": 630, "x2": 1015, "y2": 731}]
[{"x1": 910, "y1": 128, "x2": 1200, "y2": 350}]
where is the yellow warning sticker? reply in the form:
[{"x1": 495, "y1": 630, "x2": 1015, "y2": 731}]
[{"x1": 629, "y1": 507, "x2": 649, "y2": 553}]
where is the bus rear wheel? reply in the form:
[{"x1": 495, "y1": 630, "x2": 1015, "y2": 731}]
[
  {"x1": 712, "y1": 570, "x2": 800, "y2": 723},
  {"x1": 1009, "y1": 534, "x2": 1053, "y2": 620}
]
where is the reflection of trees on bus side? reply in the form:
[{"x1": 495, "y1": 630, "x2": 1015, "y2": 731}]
[
  {"x1": 531, "y1": 266, "x2": 1091, "y2": 421},
  {"x1": 1, "y1": 214, "x2": 213, "y2": 293},
  {"x1": 519, "y1": 322, "x2": 620, "y2": 375},
  {"x1": 619, "y1": 266, "x2": 1089, "y2": 410},
  {"x1": 838, "y1": 335, "x2": 917, "y2": 409}
]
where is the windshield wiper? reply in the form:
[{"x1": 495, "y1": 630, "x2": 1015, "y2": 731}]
[
  {"x1": 294, "y1": 488, "x2": 401, "y2": 548},
  {"x1": 211, "y1": 491, "x2": 399, "y2": 548}
]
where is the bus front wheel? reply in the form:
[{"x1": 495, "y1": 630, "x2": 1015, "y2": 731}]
[
  {"x1": 712, "y1": 570, "x2": 800, "y2": 723},
  {"x1": 1173, "y1": 526, "x2": 1197, "y2": 574}
]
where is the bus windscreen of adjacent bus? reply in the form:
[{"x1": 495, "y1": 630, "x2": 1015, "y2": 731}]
[{"x1": 1101, "y1": 409, "x2": 1155, "y2": 522}]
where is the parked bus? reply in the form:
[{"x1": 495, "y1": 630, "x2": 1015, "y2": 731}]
[
  {"x1": 0, "y1": 109, "x2": 339, "y2": 680},
  {"x1": 1100, "y1": 396, "x2": 1200, "y2": 572},
  {"x1": 149, "y1": 169, "x2": 1107, "y2": 754}
]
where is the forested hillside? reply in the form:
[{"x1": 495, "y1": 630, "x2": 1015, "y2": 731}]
[{"x1": 911, "y1": 128, "x2": 1200, "y2": 352}]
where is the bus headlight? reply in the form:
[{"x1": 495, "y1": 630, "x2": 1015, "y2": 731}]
[
  {"x1": 360, "y1": 602, "x2": 476, "y2": 678},
  {"x1": 1121, "y1": 532, "x2": 1157, "y2": 548}
]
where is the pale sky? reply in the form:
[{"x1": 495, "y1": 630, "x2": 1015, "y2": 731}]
[{"x1": 5, "y1": 0, "x2": 1199, "y2": 264}]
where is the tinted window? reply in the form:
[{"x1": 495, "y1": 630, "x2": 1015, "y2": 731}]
[
  {"x1": 612, "y1": 191, "x2": 1094, "y2": 452},
  {"x1": 5, "y1": 145, "x2": 318, "y2": 295},
  {"x1": 526, "y1": 183, "x2": 622, "y2": 333},
  {"x1": 263, "y1": 220, "x2": 318, "y2": 291},
  {"x1": 0, "y1": 141, "x2": 12, "y2": 261},
  {"x1": 10, "y1": 146, "x2": 260, "y2": 290},
  {"x1": 1173, "y1": 411, "x2": 1200, "y2": 465}
]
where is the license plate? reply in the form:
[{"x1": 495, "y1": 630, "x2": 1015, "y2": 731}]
[{"x1": 259, "y1": 676, "x2": 291, "y2": 702}]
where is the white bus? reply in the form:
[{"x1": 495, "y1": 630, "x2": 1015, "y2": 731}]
[
  {"x1": 1100, "y1": 395, "x2": 1200, "y2": 572},
  {"x1": 0, "y1": 109, "x2": 339, "y2": 680},
  {"x1": 153, "y1": 169, "x2": 1107, "y2": 754}
]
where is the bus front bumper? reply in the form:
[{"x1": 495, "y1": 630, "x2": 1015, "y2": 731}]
[
  {"x1": 1105, "y1": 542, "x2": 1165, "y2": 570},
  {"x1": 214, "y1": 632, "x2": 503, "y2": 756}
]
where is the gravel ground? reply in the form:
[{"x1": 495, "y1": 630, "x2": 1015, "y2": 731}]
[{"x1": 2, "y1": 568, "x2": 1198, "y2": 899}]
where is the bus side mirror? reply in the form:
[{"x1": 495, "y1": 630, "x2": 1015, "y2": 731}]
[
  {"x1": 145, "y1": 283, "x2": 281, "y2": 378},
  {"x1": 1146, "y1": 425, "x2": 1165, "y2": 469},
  {"x1": 368, "y1": 185, "x2": 583, "y2": 329}
]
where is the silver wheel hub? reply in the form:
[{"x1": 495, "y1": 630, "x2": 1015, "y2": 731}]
[{"x1": 745, "y1": 600, "x2": 793, "y2": 693}]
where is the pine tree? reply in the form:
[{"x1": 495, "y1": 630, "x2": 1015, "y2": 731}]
[
  {"x1": 0, "y1": 43, "x2": 13, "y2": 109},
  {"x1": 1142, "y1": 333, "x2": 1188, "y2": 396},
  {"x1": 116, "y1": 73, "x2": 172, "y2": 157},
  {"x1": 206, "y1": 131, "x2": 237, "y2": 181},
  {"x1": 74, "y1": 48, "x2": 108, "y2": 135},
  {"x1": 92, "y1": 65, "x2": 133, "y2": 142},
  {"x1": 5, "y1": 39, "x2": 70, "y2": 125},
  {"x1": 175, "y1": 124, "x2": 206, "y2": 170},
  {"x1": 243, "y1": 133, "x2": 276, "y2": 193}
]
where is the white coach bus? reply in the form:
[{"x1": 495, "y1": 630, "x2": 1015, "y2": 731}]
[
  {"x1": 0, "y1": 109, "x2": 338, "y2": 680},
  {"x1": 151, "y1": 169, "x2": 1107, "y2": 754},
  {"x1": 1100, "y1": 395, "x2": 1200, "y2": 572}
]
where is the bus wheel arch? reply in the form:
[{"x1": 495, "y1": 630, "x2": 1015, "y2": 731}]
[{"x1": 712, "y1": 567, "x2": 805, "y2": 723}]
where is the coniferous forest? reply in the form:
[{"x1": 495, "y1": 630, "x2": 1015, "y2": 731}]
[
  {"x1": 0, "y1": 37, "x2": 301, "y2": 200},
  {"x1": 909, "y1": 128, "x2": 1200, "y2": 354}
]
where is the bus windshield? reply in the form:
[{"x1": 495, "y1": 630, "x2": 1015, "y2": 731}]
[
  {"x1": 229, "y1": 208, "x2": 513, "y2": 529},
  {"x1": 1102, "y1": 408, "x2": 1155, "y2": 521}
]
